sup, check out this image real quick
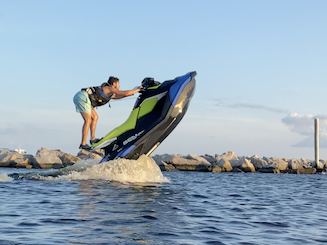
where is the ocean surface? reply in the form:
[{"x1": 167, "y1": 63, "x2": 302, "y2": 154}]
[{"x1": 0, "y1": 156, "x2": 327, "y2": 245}]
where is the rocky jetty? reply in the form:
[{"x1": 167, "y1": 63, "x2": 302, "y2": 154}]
[
  {"x1": 153, "y1": 151, "x2": 327, "y2": 174},
  {"x1": 0, "y1": 148, "x2": 80, "y2": 169},
  {"x1": 0, "y1": 148, "x2": 326, "y2": 174}
]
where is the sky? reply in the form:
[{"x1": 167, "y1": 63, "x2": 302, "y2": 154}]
[{"x1": 0, "y1": 0, "x2": 327, "y2": 159}]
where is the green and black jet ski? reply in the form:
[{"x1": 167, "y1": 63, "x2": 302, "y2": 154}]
[{"x1": 92, "y1": 71, "x2": 197, "y2": 162}]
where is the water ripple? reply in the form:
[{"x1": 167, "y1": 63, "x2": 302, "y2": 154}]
[{"x1": 0, "y1": 171, "x2": 326, "y2": 244}]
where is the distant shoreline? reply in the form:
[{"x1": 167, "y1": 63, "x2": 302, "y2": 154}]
[{"x1": 0, "y1": 148, "x2": 325, "y2": 174}]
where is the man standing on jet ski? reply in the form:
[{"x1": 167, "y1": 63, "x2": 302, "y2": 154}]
[{"x1": 73, "y1": 76, "x2": 141, "y2": 150}]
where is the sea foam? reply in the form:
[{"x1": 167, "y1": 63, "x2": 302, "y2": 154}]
[
  {"x1": 44, "y1": 155, "x2": 169, "y2": 184},
  {"x1": 0, "y1": 174, "x2": 13, "y2": 182}
]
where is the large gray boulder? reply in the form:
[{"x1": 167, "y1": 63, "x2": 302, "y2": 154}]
[
  {"x1": 153, "y1": 154, "x2": 175, "y2": 171},
  {"x1": 288, "y1": 159, "x2": 311, "y2": 170},
  {"x1": 315, "y1": 160, "x2": 327, "y2": 171},
  {"x1": 0, "y1": 148, "x2": 80, "y2": 169},
  {"x1": 154, "y1": 154, "x2": 174, "y2": 163},
  {"x1": 0, "y1": 150, "x2": 14, "y2": 167},
  {"x1": 77, "y1": 149, "x2": 103, "y2": 160},
  {"x1": 249, "y1": 155, "x2": 288, "y2": 172},
  {"x1": 288, "y1": 159, "x2": 316, "y2": 174},
  {"x1": 215, "y1": 151, "x2": 239, "y2": 164},
  {"x1": 59, "y1": 153, "x2": 80, "y2": 166},
  {"x1": 0, "y1": 150, "x2": 35, "y2": 168},
  {"x1": 156, "y1": 161, "x2": 176, "y2": 171},
  {"x1": 187, "y1": 154, "x2": 211, "y2": 164},
  {"x1": 16, "y1": 154, "x2": 36, "y2": 168},
  {"x1": 215, "y1": 159, "x2": 233, "y2": 172},
  {"x1": 163, "y1": 154, "x2": 211, "y2": 171},
  {"x1": 34, "y1": 148, "x2": 63, "y2": 169},
  {"x1": 267, "y1": 157, "x2": 289, "y2": 172},
  {"x1": 201, "y1": 154, "x2": 216, "y2": 164},
  {"x1": 323, "y1": 160, "x2": 327, "y2": 169},
  {"x1": 315, "y1": 160, "x2": 325, "y2": 171},
  {"x1": 288, "y1": 159, "x2": 302, "y2": 170},
  {"x1": 249, "y1": 155, "x2": 269, "y2": 169},
  {"x1": 240, "y1": 159, "x2": 255, "y2": 173},
  {"x1": 214, "y1": 151, "x2": 239, "y2": 171}
]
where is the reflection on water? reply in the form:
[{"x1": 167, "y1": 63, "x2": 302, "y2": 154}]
[
  {"x1": 71, "y1": 180, "x2": 190, "y2": 244},
  {"x1": 0, "y1": 171, "x2": 327, "y2": 244}
]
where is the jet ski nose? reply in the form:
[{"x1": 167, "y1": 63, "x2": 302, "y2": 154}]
[
  {"x1": 190, "y1": 71, "x2": 197, "y2": 77},
  {"x1": 171, "y1": 72, "x2": 196, "y2": 118}
]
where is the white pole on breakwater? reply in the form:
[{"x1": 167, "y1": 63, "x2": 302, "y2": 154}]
[{"x1": 314, "y1": 118, "x2": 320, "y2": 167}]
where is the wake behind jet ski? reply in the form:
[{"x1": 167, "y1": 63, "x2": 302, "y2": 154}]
[{"x1": 92, "y1": 71, "x2": 197, "y2": 162}]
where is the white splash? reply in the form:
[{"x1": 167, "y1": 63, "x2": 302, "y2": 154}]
[
  {"x1": 0, "y1": 174, "x2": 13, "y2": 182},
  {"x1": 47, "y1": 155, "x2": 169, "y2": 184}
]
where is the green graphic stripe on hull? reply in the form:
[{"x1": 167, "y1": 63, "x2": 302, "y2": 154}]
[
  {"x1": 92, "y1": 92, "x2": 166, "y2": 149},
  {"x1": 93, "y1": 108, "x2": 139, "y2": 148},
  {"x1": 138, "y1": 97, "x2": 158, "y2": 118}
]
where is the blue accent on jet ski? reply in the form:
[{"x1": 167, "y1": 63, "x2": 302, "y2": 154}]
[
  {"x1": 116, "y1": 145, "x2": 135, "y2": 158},
  {"x1": 168, "y1": 73, "x2": 192, "y2": 104},
  {"x1": 171, "y1": 77, "x2": 191, "y2": 106}
]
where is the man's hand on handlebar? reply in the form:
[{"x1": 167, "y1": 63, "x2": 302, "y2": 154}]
[{"x1": 133, "y1": 86, "x2": 143, "y2": 94}]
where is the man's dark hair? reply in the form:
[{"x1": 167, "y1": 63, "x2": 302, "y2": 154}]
[{"x1": 107, "y1": 76, "x2": 119, "y2": 85}]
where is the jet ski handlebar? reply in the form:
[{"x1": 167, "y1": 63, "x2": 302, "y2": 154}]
[{"x1": 140, "y1": 77, "x2": 161, "y2": 92}]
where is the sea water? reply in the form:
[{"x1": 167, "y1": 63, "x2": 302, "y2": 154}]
[{"x1": 0, "y1": 156, "x2": 327, "y2": 244}]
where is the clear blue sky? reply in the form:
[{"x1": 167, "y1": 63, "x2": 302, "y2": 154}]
[{"x1": 1, "y1": 0, "x2": 327, "y2": 159}]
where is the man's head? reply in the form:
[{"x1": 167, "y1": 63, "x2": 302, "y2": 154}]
[
  {"x1": 101, "y1": 76, "x2": 120, "y2": 94},
  {"x1": 107, "y1": 76, "x2": 120, "y2": 89}
]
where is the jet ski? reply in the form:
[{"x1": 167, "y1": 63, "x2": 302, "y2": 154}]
[{"x1": 92, "y1": 71, "x2": 197, "y2": 162}]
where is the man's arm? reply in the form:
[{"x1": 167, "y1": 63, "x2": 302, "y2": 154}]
[
  {"x1": 111, "y1": 87, "x2": 140, "y2": 99},
  {"x1": 111, "y1": 94, "x2": 126, "y2": 100}
]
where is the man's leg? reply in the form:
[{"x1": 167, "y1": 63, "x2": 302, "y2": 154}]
[
  {"x1": 90, "y1": 109, "x2": 99, "y2": 140},
  {"x1": 80, "y1": 112, "x2": 92, "y2": 145}
]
